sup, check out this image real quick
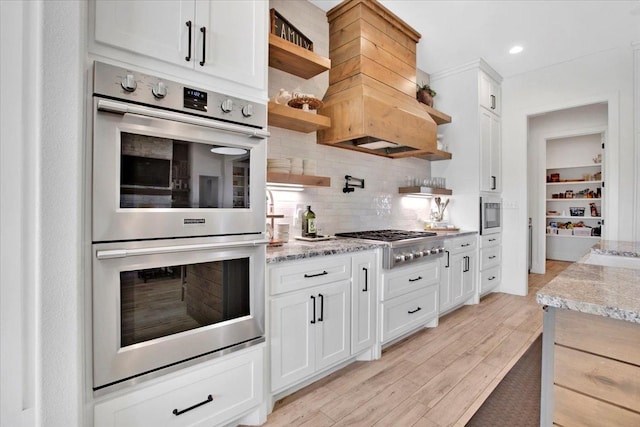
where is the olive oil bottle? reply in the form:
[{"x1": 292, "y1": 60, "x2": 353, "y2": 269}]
[{"x1": 302, "y1": 206, "x2": 317, "y2": 238}]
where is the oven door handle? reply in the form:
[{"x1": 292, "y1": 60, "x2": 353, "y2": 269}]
[
  {"x1": 96, "y1": 99, "x2": 270, "y2": 139},
  {"x1": 96, "y1": 239, "x2": 269, "y2": 259}
]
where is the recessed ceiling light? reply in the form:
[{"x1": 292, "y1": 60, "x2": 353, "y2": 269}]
[
  {"x1": 210, "y1": 147, "x2": 247, "y2": 155},
  {"x1": 509, "y1": 45, "x2": 524, "y2": 55}
]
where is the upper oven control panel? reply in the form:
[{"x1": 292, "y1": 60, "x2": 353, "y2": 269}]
[{"x1": 92, "y1": 61, "x2": 266, "y2": 129}]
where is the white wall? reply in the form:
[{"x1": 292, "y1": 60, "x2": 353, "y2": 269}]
[
  {"x1": 267, "y1": 0, "x2": 436, "y2": 235},
  {"x1": 503, "y1": 46, "x2": 635, "y2": 295},
  {"x1": 1, "y1": 1, "x2": 85, "y2": 426}
]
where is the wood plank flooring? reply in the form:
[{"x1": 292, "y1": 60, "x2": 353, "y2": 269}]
[{"x1": 262, "y1": 260, "x2": 571, "y2": 427}]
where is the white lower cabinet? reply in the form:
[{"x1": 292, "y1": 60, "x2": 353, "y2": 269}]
[
  {"x1": 268, "y1": 251, "x2": 378, "y2": 393},
  {"x1": 479, "y1": 233, "x2": 502, "y2": 296},
  {"x1": 380, "y1": 260, "x2": 440, "y2": 344},
  {"x1": 93, "y1": 345, "x2": 263, "y2": 427},
  {"x1": 440, "y1": 235, "x2": 478, "y2": 315}
]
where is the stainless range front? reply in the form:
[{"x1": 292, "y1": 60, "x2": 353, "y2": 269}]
[{"x1": 334, "y1": 230, "x2": 445, "y2": 269}]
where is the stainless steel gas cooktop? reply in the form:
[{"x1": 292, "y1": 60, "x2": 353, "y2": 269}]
[{"x1": 335, "y1": 229, "x2": 444, "y2": 269}]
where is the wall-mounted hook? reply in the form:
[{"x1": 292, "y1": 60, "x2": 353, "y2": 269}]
[{"x1": 343, "y1": 175, "x2": 365, "y2": 193}]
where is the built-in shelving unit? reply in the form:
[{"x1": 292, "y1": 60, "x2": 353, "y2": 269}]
[
  {"x1": 266, "y1": 172, "x2": 330, "y2": 187},
  {"x1": 545, "y1": 132, "x2": 604, "y2": 261}
]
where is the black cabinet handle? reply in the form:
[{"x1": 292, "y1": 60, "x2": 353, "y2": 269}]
[
  {"x1": 461, "y1": 243, "x2": 470, "y2": 247},
  {"x1": 445, "y1": 250, "x2": 450, "y2": 268},
  {"x1": 488, "y1": 276, "x2": 496, "y2": 281},
  {"x1": 488, "y1": 238, "x2": 496, "y2": 242},
  {"x1": 318, "y1": 293, "x2": 324, "y2": 322},
  {"x1": 199, "y1": 26, "x2": 206, "y2": 66},
  {"x1": 173, "y1": 394, "x2": 213, "y2": 416},
  {"x1": 408, "y1": 307, "x2": 422, "y2": 314},
  {"x1": 491, "y1": 176, "x2": 497, "y2": 190},
  {"x1": 408, "y1": 276, "x2": 423, "y2": 282},
  {"x1": 463, "y1": 256, "x2": 470, "y2": 273},
  {"x1": 310, "y1": 295, "x2": 316, "y2": 324},
  {"x1": 362, "y1": 267, "x2": 368, "y2": 292},
  {"x1": 491, "y1": 94, "x2": 496, "y2": 109},
  {"x1": 185, "y1": 21, "x2": 192, "y2": 62},
  {"x1": 304, "y1": 270, "x2": 328, "y2": 278},
  {"x1": 488, "y1": 255, "x2": 496, "y2": 259}
]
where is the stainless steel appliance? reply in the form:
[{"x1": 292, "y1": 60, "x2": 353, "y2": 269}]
[
  {"x1": 334, "y1": 230, "x2": 445, "y2": 269},
  {"x1": 91, "y1": 61, "x2": 269, "y2": 242},
  {"x1": 480, "y1": 196, "x2": 502, "y2": 235},
  {"x1": 88, "y1": 62, "x2": 268, "y2": 391}
]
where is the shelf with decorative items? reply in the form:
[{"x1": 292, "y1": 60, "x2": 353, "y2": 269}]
[
  {"x1": 268, "y1": 34, "x2": 330, "y2": 79},
  {"x1": 267, "y1": 101, "x2": 331, "y2": 133},
  {"x1": 266, "y1": 172, "x2": 330, "y2": 188},
  {"x1": 398, "y1": 186, "x2": 452, "y2": 196},
  {"x1": 415, "y1": 83, "x2": 452, "y2": 160}
]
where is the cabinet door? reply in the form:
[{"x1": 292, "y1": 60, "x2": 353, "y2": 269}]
[
  {"x1": 270, "y1": 291, "x2": 315, "y2": 392},
  {"x1": 480, "y1": 110, "x2": 501, "y2": 192},
  {"x1": 315, "y1": 281, "x2": 351, "y2": 371},
  {"x1": 461, "y1": 253, "x2": 476, "y2": 300},
  {"x1": 449, "y1": 252, "x2": 466, "y2": 305},
  {"x1": 195, "y1": 0, "x2": 267, "y2": 90},
  {"x1": 94, "y1": 0, "x2": 194, "y2": 69},
  {"x1": 351, "y1": 253, "x2": 376, "y2": 354},
  {"x1": 479, "y1": 72, "x2": 501, "y2": 115}
]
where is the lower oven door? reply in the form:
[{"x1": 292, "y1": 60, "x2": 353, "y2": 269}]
[{"x1": 92, "y1": 235, "x2": 266, "y2": 390}]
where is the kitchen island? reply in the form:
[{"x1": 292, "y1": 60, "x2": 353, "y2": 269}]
[{"x1": 536, "y1": 240, "x2": 640, "y2": 426}]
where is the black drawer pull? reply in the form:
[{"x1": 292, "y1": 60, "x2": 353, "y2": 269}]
[
  {"x1": 199, "y1": 26, "x2": 206, "y2": 66},
  {"x1": 185, "y1": 21, "x2": 192, "y2": 62},
  {"x1": 445, "y1": 250, "x2": 450, "y2": 268},
  {"x1": 304, "y1": 270, "x2": 328, "y2": 278},
  {"x1": 408, "y1": 276, "x2": 423, "y2": 282},
  {"x1": 488, "y1": 238, "x2": 496, "y2": 242},
  {"x1": 362, "y1": 267, "x2": 368, "y2": 292},
  {"x1": 408, "y1": 307, "x2": 422, "y2": 314},
  {"x1": 310, "y1": 295, "x2": 316, "y2": 324},
  {"x1": 173, "y1": 394, "x2": 213, "y2": 416},
  {"x1": 488, "y1": 276, "x2": 496, "y2": 281},
  {"x1": 318, "y1": 293, "x2": 324, "y2": 322},
  {"x1": 488, "y1": 255, "x2": 497, "y2": 259},
  {"x1": 461, "y1": 243, "x2": 470, "y2": 247}
]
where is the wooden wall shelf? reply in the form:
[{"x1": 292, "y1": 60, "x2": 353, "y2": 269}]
[
  {"x1": 267, "y1": 172, "x2": 331, "y2": 187},
  {"x1": 419, "y1": 103, "x2": 452, "y2": 125},
  {"x1": 398, "y1": 186, "x2": 453, "y2": 196},
  {"x1": 268, "y1": 102, "x2": 331, "y2": 133},
  {"x1": 416, "y1": 150, "x2": 452, "y2": 161},
  {"x1": 268, "y1": 34, "x2": 331, "y2": 79}
]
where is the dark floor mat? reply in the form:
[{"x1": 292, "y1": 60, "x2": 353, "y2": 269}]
[{"x1": 466, "y1": 334, "x2": 542, "y2": 427}]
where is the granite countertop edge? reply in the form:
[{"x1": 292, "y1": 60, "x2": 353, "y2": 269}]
[{"x1": 266, "y1": 230, "x2": 478, "y2": 264}]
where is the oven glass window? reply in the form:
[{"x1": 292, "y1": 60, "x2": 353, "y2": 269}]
[
  {"x1": 119, "y1": 132, "x2": 251, "y2": 209},
  {"x1": 484, "y1": 203, "x2": 501, "y2": 228},
  {"x1": 120, "y1": 258, "x2": 250, "y2": 347}
]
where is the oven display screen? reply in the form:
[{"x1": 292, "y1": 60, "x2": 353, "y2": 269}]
[{"x1": 183, "y1": 87, "x2": 208, "y2": 111}]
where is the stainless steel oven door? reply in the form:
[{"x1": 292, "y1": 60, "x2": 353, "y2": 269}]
[
  {"x1": 480, "y1": 196, "x2": 502, "y2": 235},
  {"x1": 92, "y1": 235, "x2": 267, "y2": 390},
  {"x1": 92, "y1": 98, "x2": 268, "y2": 242}
]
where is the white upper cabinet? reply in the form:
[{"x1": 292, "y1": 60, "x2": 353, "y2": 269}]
[
  {"x1": 93, "y1": 0, "x2": 267, "y2": 92},
  {"x1": 480, "y1": 109, "x2": 502, "y2": 192},
  {"x1": 479, "y1": 71, "x2": 501, "y2": 116}
]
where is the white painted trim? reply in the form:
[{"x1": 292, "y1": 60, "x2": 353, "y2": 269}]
[
  {"x1": 633, "y1": 45, "x2": 640, "y2": 241},
  {"x1": 430, "y1": 57, "x2": 502, "y2": 83}
]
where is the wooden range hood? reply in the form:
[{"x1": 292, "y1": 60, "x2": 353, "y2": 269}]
[{"x1": 317, "y1": 0, "x2": 439, "y2": 159}]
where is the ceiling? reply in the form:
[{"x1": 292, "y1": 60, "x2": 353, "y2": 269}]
[{"x1": 309, "y1": 0, "x2": 640, "y2": 78}]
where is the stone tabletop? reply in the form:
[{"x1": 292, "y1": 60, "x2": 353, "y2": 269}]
[
  {"x1": 536, "y1": 261, "x2": 640, "y2": 324},
  {"x1": 591, "y1": 240, "x2": 640, "y2": 258}
]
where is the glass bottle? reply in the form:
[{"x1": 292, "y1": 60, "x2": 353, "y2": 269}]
[{"x1": 302, "y1": 206, "x2": 317, "y2": 238}]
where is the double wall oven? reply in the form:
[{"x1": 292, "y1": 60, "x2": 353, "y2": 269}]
[{"x1": 89, "y1": 62, "x2": 269, "y2": 391}]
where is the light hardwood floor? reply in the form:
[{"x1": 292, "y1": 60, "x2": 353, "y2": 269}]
[{"x1": 262, "y1": 260, "x2": 571, "y2": 427}]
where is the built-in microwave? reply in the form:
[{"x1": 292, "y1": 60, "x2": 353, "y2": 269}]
[{"x1": 480, "y1": 196, "x2": 502, "y2": 235}]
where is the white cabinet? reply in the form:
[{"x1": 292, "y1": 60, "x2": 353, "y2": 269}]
[
  {"x1": 93, "y1": 0, "x2": 267, "y2": 91},
  {"x1": 380, "y1": 260, "x2": 439, "y2": 344},
  {"x1": 479, "y1": 234, "x2": 501, "y2": 296},
  {"x1": 351, "y1": 252, "x2": 377, "y2": 355},
  {"x1": 480, "y1": 109, "x2": 501, "y2": 192},
  {"x1": 440, "y1": 235, "x2": 478, "y2": 314},
  {"x1": 270, "y1": 252, "x2": 381, "y2": 393},
  {"x1": 479, "y1": 70, "x2": 501, "y2": 116},
  {"x1": 545, "y1": 132, "x2": 604, "y2": 261},
  {"x1": 94, "y1": 345, "x2": 263, "y2": 427},
  {"x1": 430, "y1": 59, "x2": 503, "y2": 231}
]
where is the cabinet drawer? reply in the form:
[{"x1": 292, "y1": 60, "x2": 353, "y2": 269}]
[
  {"x1": 94, "y1": 346, "x2": 263, "y2": 427},
  {"x1": 269, "y1": 255, "x2": 351, "y2": 295},
  {"x1": 480, "y1": 265, "x2": 500, "y2": 295},
  {"x1": 481, "y1": 234, "x2": 501, "y2": 248},
  {"x1": 381, "y1": 285, "x2": 438, "y2": 343},
  {"x1": 480, "y1": 246, "x2": 501, "y2": 270},
  {"x1": 445, "y1": 235, "x2": 477, "y2": 254},
  {"x1": 381, "y1": 260, "x2": 439, "y2": 301}
]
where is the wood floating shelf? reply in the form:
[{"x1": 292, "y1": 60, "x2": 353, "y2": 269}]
[
  {"x1": 398, "y1": 186, "x2": 453, "y2": 196},
  {"x1": 419, "y1": 103, "x2": 452, "y2": 125},
  {"x1": 416, "y1": 150, "x2": 452, "y2": 161},
  {"x1": 268, "y1": 34, "x2": 331, "y2": 79},
  {"x1": 268, "y1": 102, "x2": 331, "y2": 133},
  {"x1": 267, "y1": 172, "x2": 331, "y2": 187}
]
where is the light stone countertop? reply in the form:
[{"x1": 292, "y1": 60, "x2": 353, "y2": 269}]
[
  {"x1": 536, "y1": 241, "x2": 640, "y2": 324},
  {"x1": 266, "y1": 230, "x2": 478, "y2": 264}
]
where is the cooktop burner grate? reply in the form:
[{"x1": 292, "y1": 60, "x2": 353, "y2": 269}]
[{"x1": 334, "y1": 229, "x2": 437, "y2": 242}]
